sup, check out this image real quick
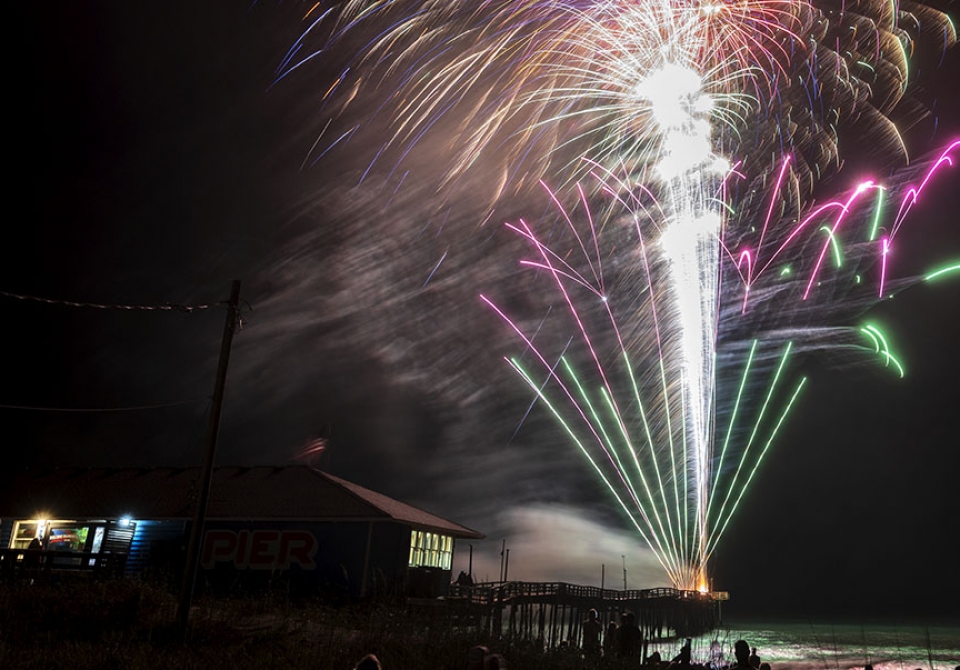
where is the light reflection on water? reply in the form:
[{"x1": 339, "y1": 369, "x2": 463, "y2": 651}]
[{"x1": 645, "y1": 621, "x2": 959, "y2": 669}]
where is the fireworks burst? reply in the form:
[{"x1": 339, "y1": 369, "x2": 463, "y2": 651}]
[
  {"x1": 279, "y1": 1, "x2": 957, "y2": 590},
  {"x1": 482, "y1": 141, "x2": 956, "y2": 590},
  {"x1": 281, "y1": 0, "x2": 802, "y2": 198}
]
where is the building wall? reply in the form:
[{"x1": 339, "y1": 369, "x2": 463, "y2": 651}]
[
  {"x1": 365, "y1": 522, "x2": 412, "y2": 595},
  {"x1": 127, "y1": 519, "x2": 189, "y2": 578},
  {"x1": 2, "y1": 516, "x2": 454, "y2": 598},
  {"x1": 197, "y1": 520, "x2": 416, "y2": 598},
  {"x1": 0, "y1": 521, "x2": 12, "y2": 550}
]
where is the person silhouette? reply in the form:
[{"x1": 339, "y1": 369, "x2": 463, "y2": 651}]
[
  {"x1": 582, "y1": 608, "x2": 602, "y2": 656},
  {"x1": 24, "y1": 536, "x2": 43, "y2": 573},
  {"x1": 668, "y1": 639, "x2": 692, "y2": 669},
  {"x1": 466, "y1": 645, "x2": 490, "y2": 670},
  {"x1": 733, "y1": 640, "x2": 753, "y2": 669},
  {"x1": 604, "y1": 620, "x2": 618, "y2": 659},
  {"x1": 484, "y1": 653, "x2": 507, "y2": 669},
  {"x1": 618, "y1": 611, "x2": 641, "y2": 660},
  {"x1": 353, "y1": 653, "x2": 381, "y2": 670}
]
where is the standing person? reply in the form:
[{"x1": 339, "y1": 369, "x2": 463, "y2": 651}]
[
  {"x1": 23, "y1": 535, "x2": 43, "y2": 580},
  {"x1": 707, "y1": 639, "x2": 724, "y2": 669},
  {"x1": 582, "y1": 608, "x2": 603, "y2": 658},
  {"x1": 748, "y1": 647, "x2": 761, "y2": 669},
  {"x1": 618, "y1": 611, "x2": 642, "y2": 661},
  {"x1": 603, "y1": 620, "x2": 619, "y2": 663},
  {"x1": 25, "y1": 536, "x2": 42, "y2": 563}
]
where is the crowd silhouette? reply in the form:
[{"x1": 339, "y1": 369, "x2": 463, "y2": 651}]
[{"x1": 349, "y1": 629, "x2": 772, "y2": 669}]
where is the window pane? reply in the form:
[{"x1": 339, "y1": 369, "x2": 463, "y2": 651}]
[{"x1": 408, "y1": 531, "x2": 455, "y2": 568}]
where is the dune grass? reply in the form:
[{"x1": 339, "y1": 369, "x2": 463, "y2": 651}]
[{"x1": 0, "y1": 578, "x2": 592, "y2": 669}]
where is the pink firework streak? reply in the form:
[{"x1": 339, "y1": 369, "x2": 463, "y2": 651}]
[{"x1": 729, "y1": 141, "x2": 959, "y2": 303}]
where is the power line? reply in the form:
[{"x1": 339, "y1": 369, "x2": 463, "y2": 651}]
[
  {"x1": 0, "y1": 399, "x2": 200, "y2": 413},
  {"x1": 0, "y1": 290, "x2": 215, "y2": 312}
]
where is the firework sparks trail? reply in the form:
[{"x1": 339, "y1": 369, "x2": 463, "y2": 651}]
[
  {"x1": 280, "y1": 0, "x2": 807, "y2": 198},
  {"x1": 482, "y1": 143, "x2": 956, "y2": 588},
  {"x1": 280, "y1": 1, "x2": 957, "y2": 590}
]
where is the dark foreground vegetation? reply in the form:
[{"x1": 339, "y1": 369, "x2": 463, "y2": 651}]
[{"x1": 0, "y1": 578, "x2": 617, "y2": 669}]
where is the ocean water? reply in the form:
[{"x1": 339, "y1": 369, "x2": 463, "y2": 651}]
[{"x1": 653, "y1": 621, "x2": 959, "y2": 670}]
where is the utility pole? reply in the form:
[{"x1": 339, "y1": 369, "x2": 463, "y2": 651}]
[
  {"x1": 622, "y1": 555, "x2": 627, "y2": 591},
  {"x1": 176, "y1": 280, "x2": 242, "y2": 639}
]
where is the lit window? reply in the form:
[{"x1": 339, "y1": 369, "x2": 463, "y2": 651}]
[
  {"x1": 10, "y1": 521, "x2": 41, "y2": 549},
  {"x1": 408, "y1": 530, "x2": 453, "y2": 569},
  {"x1": 10, "y1": 519, "x2": 81, "y2": 549}
]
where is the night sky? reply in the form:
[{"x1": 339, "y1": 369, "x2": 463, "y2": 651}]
[{"x1": 6, "y1": 3, "x2": 958, "y2": 623}]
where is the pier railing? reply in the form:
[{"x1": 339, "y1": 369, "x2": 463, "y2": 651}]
[
  {"x1": 0, "y1": 548, "x2": 128, "y2": 580},
  {"x1": 450, "y1": 581, "x2": 724, "y2": 604}
]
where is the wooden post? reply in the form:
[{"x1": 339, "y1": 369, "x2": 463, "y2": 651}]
[
  {"x1": 176, "y1": 280, "x2": 242, "y2": 638},
  {"x1": 499, "y1": 539, "x2": 506, "y2": 582}
]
